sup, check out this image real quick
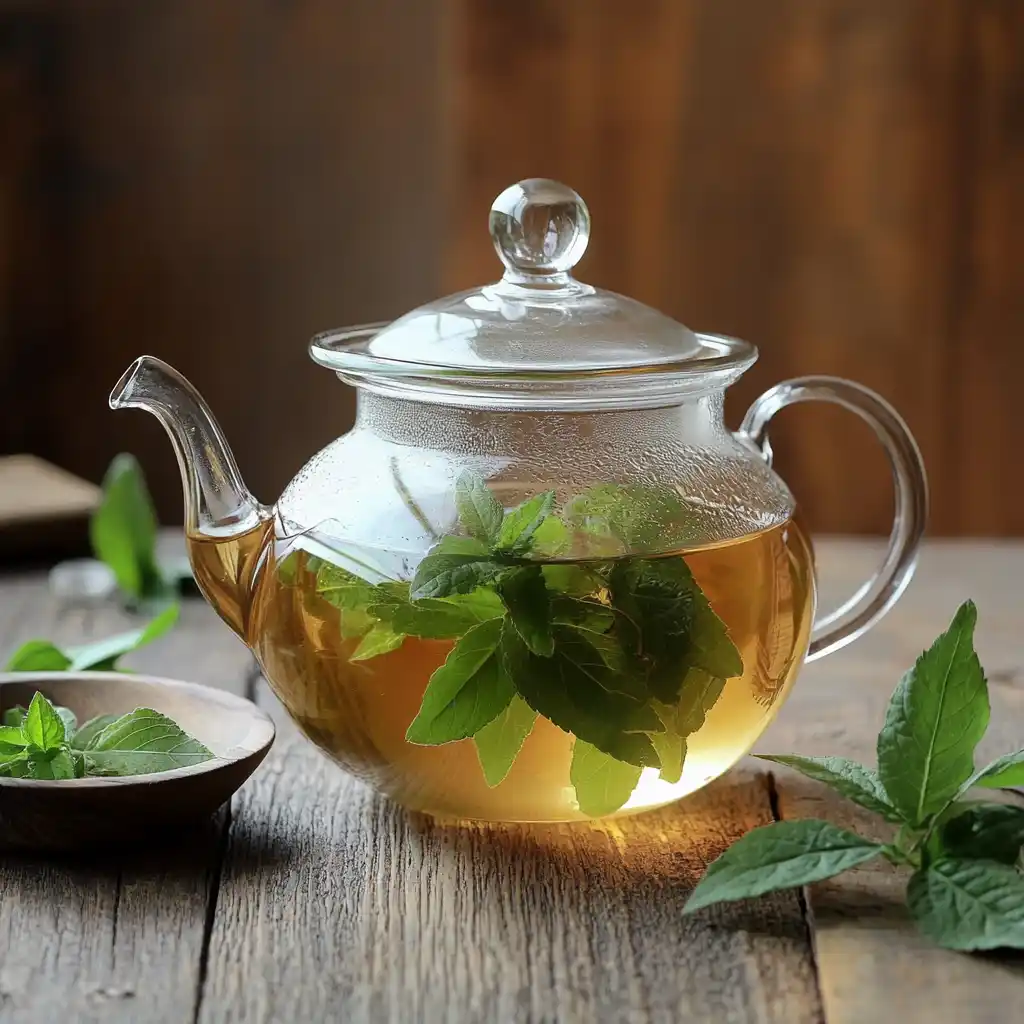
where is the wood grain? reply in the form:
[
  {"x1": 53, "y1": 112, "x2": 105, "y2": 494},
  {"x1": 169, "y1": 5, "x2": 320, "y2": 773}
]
[
  {"x1": 773, "y1": 783, "x2": 1024, "y2": 1024},
  {"x1": 0, "y1": 577, "x2": 252, "y2": 1023},
  {"x1": 29, "y1": 0, "x2": 445, "y2": 521},
  {"x1": 202, "y1": 707, "x2": 821, "y2": 1024},
  {"x1": 4, "y1": 538, "x2": 1024, "y2": 1021},
  {"x1": 950, "y1": 0, "x2": 1024, "y2": 533},
  {"x1": 447, "y1": 0, "x2": 976, "y2": 536}
]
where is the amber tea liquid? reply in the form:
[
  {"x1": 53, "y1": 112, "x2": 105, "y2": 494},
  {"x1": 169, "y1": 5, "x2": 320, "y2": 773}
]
[{"x1": 188, "y1": 519, "x2": 815, "y2": 822}]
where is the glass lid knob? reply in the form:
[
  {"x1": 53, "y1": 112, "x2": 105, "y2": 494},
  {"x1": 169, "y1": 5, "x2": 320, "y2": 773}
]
[{"x1": 489, "y1": 178, "x2": 591, "y2": 285}]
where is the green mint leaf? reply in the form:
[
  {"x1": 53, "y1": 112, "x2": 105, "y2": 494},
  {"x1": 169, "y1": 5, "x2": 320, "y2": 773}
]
[
  {"x1": 431, "y1": 535, "x2": 491, "y2": 557},
  {"x1": 0, "y1": 725, "x2": 27, "y2": 754},
  {"x1": 565, "y1": 484, "x2": 701, "y2": 552},
  {"x1": 610, "y1": 557, "x2": 695, "y2": 701},
  {"x1": 650, "y1": 723, "x2": 685, "y2": 784},
  {"x1": 90, "y1": 453, "x2": 167, "y2": 602},
  {"x1": 542, "y1": 563, "x2": 604, "y2": 597},
  {"x1": 2, "y1": 706, "x2": 27, "y2": 728},
  {"x1": 561, "y1": 624, "x2": 633, "y2": 679},
  {"x1": 502, "y1": 624, "x2": 662, "y2": 768},
  {"x1": 757, "y1": 755, "x2": 902, "y2": 822},
  {"x1": 531, "y1": 515, "x2": 570, "y2": 557},
  {"x1": 410, "y1": 553, "x2": 505, "y2": 600},
  {"x1": 23, "y1": 692, "x2": 67, "y2": 751},
  {"x1": 376, "y1": 594, "x2": 500, "y2": 640},
  {"x1": 473, "y1": 694, "x2": 537, "y2": 787},
  {"x1": 570, "y1": 739, "x2": 643, "y2": 816},
  {"x1": 0, "y1": 752, "x2": 29, "y2": 777},
  {"x1": 494, "y1": 491, "x2": 556, "y2": 554},
  {"x1": 29, "y1": 747, "x2": 77, "y2": 780},
  {"x1": 972, "y1": 749, "x2": 1024, "y2": 790},
  {"x1": 497, "y1": 566, "x2": 554, "y2": 656},
  {"x1": 550, "y1": 595, "x2": 614, "y2": 633},
  {"x1": 316, "y1": 564, "x2": 382, "y2": 610},
  {"x1": 55, "y1": 706, "x2": 77, "y2": 737},
  {"x1": 70, "y1": 714, "x2": 120, "y2": 751},
  {"x1": 85, "y1": 708, "x2": 214, "y2": 776},
  {"x1": 877, "y1": 600, "x2": 989, "y2": 826},
  {"x1": 907, "y1": 857, "x2": 1024, "y2": 950},
  {"x1": 936, "y1": 803, "x2": 1024, "y2": 865},
  {"x1": 350, "y1": 625, "x2": 405, "y2": 661},
  {"x1": 454, "y1": 472, "x2": 504, "y2": 545},
  {"x1": 5, "y1": 640, "x2": 72, "y2": 672},
  {"x1": 406, "y1": 619, "x2": 513, "y2": 744},
  {"x1": 66, "y1": 604, "x2": 180, "y2": 672},
  {"x1": 650, "y1": 670, "x2": 726, "y2": 784},
  {"x1": 684, "y1": 820, "x2": 885, "y2": 913},
  {"x1": 685, "y1": 579, "x2": 745, "y2": 681},
  {"x1": 674, "y1": 669, "x2": 726, "y2": 734}
]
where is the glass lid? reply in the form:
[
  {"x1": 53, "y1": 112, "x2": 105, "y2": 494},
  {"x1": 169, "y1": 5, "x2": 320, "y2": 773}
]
[{"x1": 310, "y1": 179, "x2": 756, "y2": 409}]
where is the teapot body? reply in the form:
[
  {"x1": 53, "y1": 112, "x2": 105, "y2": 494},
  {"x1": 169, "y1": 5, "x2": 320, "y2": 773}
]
[
  {"x1": 117, "y1": 178, "x2": 926, "y2": 822},
  {"x1": 211, "y1": 389, "x2": 817, "y2": 821}
]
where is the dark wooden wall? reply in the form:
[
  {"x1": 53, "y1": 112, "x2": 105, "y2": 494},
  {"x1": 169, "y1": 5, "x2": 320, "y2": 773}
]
[{"x1": 1, "y1": 0, "x2": 1022, "y2": 536}]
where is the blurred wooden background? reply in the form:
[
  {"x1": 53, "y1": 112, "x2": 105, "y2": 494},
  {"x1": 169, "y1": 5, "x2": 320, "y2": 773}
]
[{"x1": 1, "y1": 0, "x2": 1021, "y2": 536}]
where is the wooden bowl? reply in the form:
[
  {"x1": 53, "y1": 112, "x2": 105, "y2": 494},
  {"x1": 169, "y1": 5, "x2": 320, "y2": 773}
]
[{"x1": 0, "y1": 672, "x2": 275, "y2": 852}]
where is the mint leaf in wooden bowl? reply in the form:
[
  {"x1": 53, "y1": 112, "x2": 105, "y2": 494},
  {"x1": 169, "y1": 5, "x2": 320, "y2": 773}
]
[{"x1": 0, "y1": 672, "x2": 275, "y2": 852}]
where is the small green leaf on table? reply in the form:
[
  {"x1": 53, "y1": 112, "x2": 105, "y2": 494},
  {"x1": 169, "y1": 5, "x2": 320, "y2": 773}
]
[
  {"x1": 877, "y1": 600, "x2": 989, "y2": 826},
  {"x1": 936, "y1": 804, "x2": 1024, "y2": 865},
  {"x1": 683, "y1": 820, "x2": 886, "y2": 913},
  {"x1": 972, "y1": 748, "x2": 1024, "y2": 790},
  {"x1": 4, "y1": 640, "x2": 72, "y2": 673},
  {"x1": 65, "y1": 603, "x2": 180, "y2": 671},
  {"x1": 907, "y1": 857, "x2": 1024, "y2": 950},
  {"x1": 757, "y1": 754, "x2": 902, "y2": 822}
]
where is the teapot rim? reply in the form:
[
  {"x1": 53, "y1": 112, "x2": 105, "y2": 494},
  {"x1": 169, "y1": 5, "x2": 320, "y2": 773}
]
[{"x1": 309, "y1": 324, "x2": 757, "y2": 411}]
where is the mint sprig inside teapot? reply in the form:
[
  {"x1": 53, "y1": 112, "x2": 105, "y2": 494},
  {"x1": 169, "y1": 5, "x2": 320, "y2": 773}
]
[{"x1": 305, "y1": 472, "x2": 744, "y2": 815}]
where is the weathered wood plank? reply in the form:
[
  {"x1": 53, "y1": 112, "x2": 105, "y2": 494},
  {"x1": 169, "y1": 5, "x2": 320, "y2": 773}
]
[
  {"x1": 0, "y1": 583, "x2": 251, "y2": 1024},
  {"x1": 448, "y1": 0, "x2": 963, "y2": 535},
  {"x1": 772, "y1": 782, "x2": 1024, "y2": 1024},
  {"x1": 203, "y1": 709, "x2": 820, "y2": 1024},
  {"x1": 761, "y1": 539, "x2": 1024, "y2": 1021}
]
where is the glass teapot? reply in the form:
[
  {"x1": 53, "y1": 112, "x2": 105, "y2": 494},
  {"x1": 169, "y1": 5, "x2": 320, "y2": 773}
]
[{"x1": 110, "y1": 179, "x2": 927, "y2": 822}]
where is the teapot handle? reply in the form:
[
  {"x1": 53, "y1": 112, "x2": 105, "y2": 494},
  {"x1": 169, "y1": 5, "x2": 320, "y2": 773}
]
[{"x1": 738, "y1": 376, "x2": 928, "y2": 663}]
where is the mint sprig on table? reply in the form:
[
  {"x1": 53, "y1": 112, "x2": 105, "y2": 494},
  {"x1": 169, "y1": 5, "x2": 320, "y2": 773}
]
[
  {"x1": 685, "y1": 600, "x2": 1024, "y2": 953},
  {"x1": 4, "y1": 604, "x2": 179, "y2": 672},
  {"x1": 0, "y1": 691, "x2": 212, "y2": 780},
  {"x1": 311, "y1": 472, "x2": 743, "y2": 815}
]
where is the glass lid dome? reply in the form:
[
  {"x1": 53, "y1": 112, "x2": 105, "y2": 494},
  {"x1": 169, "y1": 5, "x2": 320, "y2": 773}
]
[{"x1": 310, "y1": 178, "x2": 755, "y2": 409}]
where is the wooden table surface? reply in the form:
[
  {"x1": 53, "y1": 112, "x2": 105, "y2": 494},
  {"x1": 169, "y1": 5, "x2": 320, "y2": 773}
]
[{"x1": 1, "y1": 538, "x2": 1023, "y2": 1023}]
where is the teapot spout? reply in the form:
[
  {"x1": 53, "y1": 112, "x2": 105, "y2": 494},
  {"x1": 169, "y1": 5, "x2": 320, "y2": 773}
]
[{"x1": 110, "y1": 356, "x2": 270, "y2": 636}]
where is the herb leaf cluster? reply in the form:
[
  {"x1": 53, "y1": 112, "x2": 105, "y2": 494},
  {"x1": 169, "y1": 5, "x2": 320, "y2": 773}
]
[
  {"x1": 684, "y1": 600, "x2": 1024, "y2": 953},
  {"x1": 0, "y1": 691, "x2": 212, "y2": 780},
  {"x1": 314, "y1": 472, "x2": 744, "y2": 815}
]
